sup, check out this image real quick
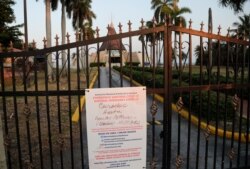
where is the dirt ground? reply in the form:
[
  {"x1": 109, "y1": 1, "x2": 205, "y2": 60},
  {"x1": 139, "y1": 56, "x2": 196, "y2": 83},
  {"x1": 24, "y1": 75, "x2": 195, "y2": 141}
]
[{"x1": 0, "y1": 68, "x2": 97, "y2": 168}]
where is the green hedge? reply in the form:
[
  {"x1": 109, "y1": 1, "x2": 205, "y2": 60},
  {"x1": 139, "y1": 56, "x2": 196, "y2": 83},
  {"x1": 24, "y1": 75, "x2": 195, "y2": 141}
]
[
  {"x1": 117, "y1": 66, "x2": 250, "y2": 99},
  {"x1": 90, "y1": 62, "x2": 106, "y2": 67},
  {"x1": 177, "y1": 91, "x2": 234, "y2": 121},
  {"x1": 124, "y1": 62, "x2": 140, "y2": 67},
  {"x1": 113, "y1": 66, "x2": 235, "y2": 120}
]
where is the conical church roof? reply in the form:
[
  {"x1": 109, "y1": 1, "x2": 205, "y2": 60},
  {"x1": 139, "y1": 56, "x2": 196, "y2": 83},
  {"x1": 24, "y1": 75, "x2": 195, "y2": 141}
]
[{"x1": 99, "y1": 22, "x2": 126, "y2": 51}]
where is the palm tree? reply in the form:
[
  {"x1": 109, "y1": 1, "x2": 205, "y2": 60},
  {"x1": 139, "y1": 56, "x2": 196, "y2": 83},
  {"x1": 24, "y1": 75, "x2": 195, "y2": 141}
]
[
  {"x1": 143, "y1": 20, "x2": 164, "y2": 66},
  {"x1": 66, "y1": 0, "x2": 96, "y2": 33},
  {"x1": 151, "y1": 0, "x2": 173, "y2": 23},
  {"x1": 60, "y1": 0, "x2": 67, "y2": 77},
  {"x1": 151, "y1": 0, "x2": 191, "y2": 26},
  {"x1": 233, "y1": 14, "x2": 250, "y2": 40},
  {"x1": 150, "y1": 0, "x2": 191, "y2": 70},
  {"x1": 150, "y1": 0, "x2": 173, "y2": 67},
  {"x1": 170, "y1": 2, "x2": 191, "y2": 27},
  {"x1": 169, "y1": 1, "x2": 191, "y2": 71},
  {"x1": 37, "y1": 0, "x2": 58, "y2": 81},
  {"x1": 231, "y1": 14, "x2": 250, "y2": 76},
  {"x1": 65, "y1": 0, "x2": 96, "y2": 74}
]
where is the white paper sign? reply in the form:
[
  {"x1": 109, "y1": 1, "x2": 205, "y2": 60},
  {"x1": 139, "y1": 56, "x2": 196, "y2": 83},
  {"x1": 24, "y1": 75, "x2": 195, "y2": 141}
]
[{"x1": 86, "y1": 87, "x2": 147, "y2": 169}]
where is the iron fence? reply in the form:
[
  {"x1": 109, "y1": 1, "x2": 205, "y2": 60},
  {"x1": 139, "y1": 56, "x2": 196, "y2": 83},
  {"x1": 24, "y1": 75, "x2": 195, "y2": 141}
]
[{"x1": 0, "y1": 19, "x2": 250, "y2": 169}]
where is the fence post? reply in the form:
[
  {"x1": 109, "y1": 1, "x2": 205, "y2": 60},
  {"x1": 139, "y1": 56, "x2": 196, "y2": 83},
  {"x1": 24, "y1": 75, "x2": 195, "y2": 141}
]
[{"x1": 0, "y1": 111, "x2": 7, "y2": 169}]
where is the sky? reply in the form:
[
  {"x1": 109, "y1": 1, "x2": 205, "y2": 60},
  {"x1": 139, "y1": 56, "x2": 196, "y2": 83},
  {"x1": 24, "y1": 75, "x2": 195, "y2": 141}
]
[{"x1": 12, "y1": 0, "x2": 250, "y2": 49}]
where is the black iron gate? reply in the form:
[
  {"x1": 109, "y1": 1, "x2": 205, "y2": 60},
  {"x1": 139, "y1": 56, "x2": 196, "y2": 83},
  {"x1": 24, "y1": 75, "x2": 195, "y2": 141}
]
[{"x1": 0, "y1": 20, "x2": 250, "y2": 169}]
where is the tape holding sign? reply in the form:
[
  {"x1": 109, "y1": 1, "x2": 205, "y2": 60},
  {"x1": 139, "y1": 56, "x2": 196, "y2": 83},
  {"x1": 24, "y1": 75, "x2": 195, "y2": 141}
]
[{"x1": 86, "y1": 87, "x2": 147, "y2": 169}]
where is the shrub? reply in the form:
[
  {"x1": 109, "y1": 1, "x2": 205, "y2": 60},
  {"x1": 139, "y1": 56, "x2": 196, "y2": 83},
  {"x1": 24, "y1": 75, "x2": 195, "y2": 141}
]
[
  {"x1": 90, "y1": 62, "x2": 106, "y2": 67},
  {"x1": 124, "y1": 62, "x2": 140, "y2": 67},
  {"x1": 114, "y1": 66, "x2": 236, "y2": 121},
  {"x1": 173, "y1": 90, "x2": 234, "y2": 121}
]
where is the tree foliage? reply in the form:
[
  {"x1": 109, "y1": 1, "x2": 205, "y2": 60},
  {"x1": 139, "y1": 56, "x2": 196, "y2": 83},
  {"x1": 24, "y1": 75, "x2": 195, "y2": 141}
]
[
  {"x1": 65, "y1": 0, "x2": 96, "y2": 39},
  {"x1": 0, "y1": 0, "x2": 23, "y2": 48},
  {"x1": 151, "y1": 0, "x2": 191, "y2": 26},
  {"x1": 195, "y1": 41, "x2": 249, "y2": 77},
  {"x1": 151, "y1": 0, "x2": 173, "y2": 23},
  {"x1": 233, "y1": 14, "x2": 250, "y2": 40},
  {"x1": 218, "y1": 0, "x2": 249, "y2": 13}
]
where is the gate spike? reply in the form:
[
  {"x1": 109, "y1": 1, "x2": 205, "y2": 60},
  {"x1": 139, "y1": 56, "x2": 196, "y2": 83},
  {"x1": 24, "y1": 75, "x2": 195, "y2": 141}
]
[
  {"x1": 164, "y1": 15, "x2": 168, "y2": 26},
  {"x1": 128, "y1": 20, "x2": 132, "y2": 32},
  {"x1": 168, "y1": 15, "x2": 172, "y2": 26},
  {"x1": 21, "y1": 40, "x2": 25, "y2": 50},
  {"x1": 235, "y1": 29, "x2": 239, "y2": 39},
  {"x1": 55, "y1": 34, "x2": 59, "y2": 46},
  {"x1": 66, "y1": 32, "x2": 70, "y2": 43},
  {"x1": 43, "y1": 37, "x2": 47, "y2": 48},
  {"x1": 243, "y1": 30, "x2": 246, "y2": 40},
  {"x1": 75, "y1": 31, "x2": 79, "y2": 41},
  {"x1": 227, "y1": 27, "x2": 230, "y2": 37},
  {"x1": 32, "y1": 40, "x2": 36, "y2": 49},
  {"x1": 218, "y1": 25, "x2": 221, "y2": 35},
  {"x1": 189, "y1": 19, "x2": 192, "y2": 29},
  {"x1": 9, "y1": 41, "x2": 13, "y2": 51},
  {"x1": 152, "y1": 17, "x2": 156, "y2": 27},
  {"x1": 140, "y1": 18, "x2": 145, "y2": 29},
  {"x1": 179, "y1": 17, "x2": 183, "y2": 27},
  {"x1": 96, "y1": 26, "x2": 100, "y2": 38},
  {"x1": 84, "y1": 29, "x2": 88, "y2": 40},
  {"x1": 118, "y1": 22, "x2": 122, "y2": 33},
  {"x1": 200, "y1": 22, "x2": 204, "y2": 31}
]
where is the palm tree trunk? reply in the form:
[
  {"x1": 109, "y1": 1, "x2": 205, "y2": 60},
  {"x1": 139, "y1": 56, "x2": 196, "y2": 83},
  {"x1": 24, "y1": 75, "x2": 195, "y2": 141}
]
[
  {"x1": 46, "y1": 0, "x2": 53, "y2": 81},
  {"x1": 174, "y1": 32, "x2": 179, "y2": 71},
  {"x1": 61, "y1": 0, "x2": 67, "y2": 77}
]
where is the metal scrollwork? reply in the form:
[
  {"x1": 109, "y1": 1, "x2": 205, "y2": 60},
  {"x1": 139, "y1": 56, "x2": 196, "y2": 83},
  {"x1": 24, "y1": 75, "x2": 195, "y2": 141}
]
[
  {"x1": 227, "y1": 148, "x2": 236, "y2": 161},
  {"x1": 150, "y1": 158, "x2": 157, "y2": 169},
  {"x1": 57, "y1": 134, "x2": 64, "y2": 149},
  {"x1": 204, "y1": 126, "x2": 211, "y2": 140},
  {"x1": 4, "y1": 135, "x2": 11, "y2": 149},
  {"x1": 24, "y1": 159, "x2": 34, "y2": 169},
  {"x1": 175, "y1": 155, "x2": 184, "y2": 169},
  {"x1": 232, "y1": 94, "x2": 239, "y2": 111},
  {"x1": 176, "y1": 97, "x2": 184, "y2": 112},
  {"x1": 150, "y1": 101, "x2": 158, "y2": 117},
  {"x1": 23, "y1": 104, "x2": 31, "y2": 120}
]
